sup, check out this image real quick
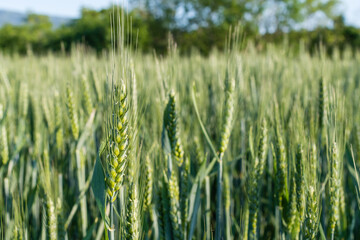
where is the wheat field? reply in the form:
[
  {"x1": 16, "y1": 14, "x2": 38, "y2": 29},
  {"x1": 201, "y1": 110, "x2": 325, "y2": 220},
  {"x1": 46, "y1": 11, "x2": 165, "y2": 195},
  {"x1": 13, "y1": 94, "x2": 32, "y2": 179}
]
[{"x1": 0, "y1": 40, "x2": 360, "y2": 240}]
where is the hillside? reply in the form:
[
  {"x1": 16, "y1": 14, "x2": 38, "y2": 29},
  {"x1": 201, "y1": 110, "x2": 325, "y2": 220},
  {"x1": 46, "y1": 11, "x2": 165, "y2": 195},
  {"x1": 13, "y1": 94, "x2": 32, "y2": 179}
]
[{"x1": 0, "y1": 9, "x2": 71, "y2": 27}]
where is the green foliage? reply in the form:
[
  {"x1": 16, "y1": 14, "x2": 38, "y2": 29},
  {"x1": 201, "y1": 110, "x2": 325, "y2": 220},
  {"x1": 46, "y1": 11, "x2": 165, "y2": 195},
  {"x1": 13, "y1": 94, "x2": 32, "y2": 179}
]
[{"x1": 1, "y1": 1, "x2": 359, "y2": 55}]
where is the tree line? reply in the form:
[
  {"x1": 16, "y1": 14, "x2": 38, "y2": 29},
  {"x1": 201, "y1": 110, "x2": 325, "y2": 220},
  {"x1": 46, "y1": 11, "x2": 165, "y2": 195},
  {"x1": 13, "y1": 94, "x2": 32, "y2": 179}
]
[{"x1": 0, "y1": 0, "x2": 359, "y2": 55}]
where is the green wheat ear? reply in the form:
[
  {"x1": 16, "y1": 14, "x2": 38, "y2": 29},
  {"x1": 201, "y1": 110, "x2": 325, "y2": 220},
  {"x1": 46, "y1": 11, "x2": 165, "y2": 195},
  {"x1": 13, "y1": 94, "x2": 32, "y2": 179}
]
[
  {"x1": 247, "y1": 118, "x2": 268, "y2": 240},
  {"x1": 126, "y1": 182, "x2": 140, "y2": 240},
  {"x1": 54, "y1": 91, "x2": 64, "y2": 153},
  {"x1": 165, "y1": 90, "x2": 184, "y2": 166},
  {"x1": 39, "y1": 147, "x2": 58, "y2": 240},
  {"x1": 12, "y1": 225, "x2": 21, "y2": 240},
  {"x1": 45, "y1": 195, "x2": 58, "y2": 240},
  {"x1": 295, "y1": 144, "x2": 305, "y2": 223},
  {"x1": 303, "y1": 144, "x2": 320, "y2": 240},
  {"x1": 318, "y1": 77, "x2": 326, "y2": 131},
  {"x1": 215, "y1": 74, "x2": 235, "y2": 240},
  {"x1": 219, "y1": 76, "x2": 235, "y2": 156},
  {"x1": 257, "y1": 118, "x2": 268, "y2": 176},
  {"x1": 42, "y1": 96, "x2": 55, "y2": 133},
  {"x1": 158, "y1": 177, "x2": 171, "y2": 240},
  {"x1": 287, "y1": 174, "x2": 297, "y2": 235},
  {"x1": 143, "y1": 156, "x2": 153, "y2": 213},
  {"x1": 81, "y1": 74, "x2": 93, "y2": 115},
  {"x1": 180, "y1": 156, "x2": 190, "y2": 232},
  {"x1": 19, "y1": 82, "x2": 29, "y2": 118},
  {"x1": 0, "y1": 101, "x2": 8, "y2": 165},
  {"x1": 156, "y1": 186, "x2": 165, "y2": 240},
  {"x1": 0, "y1": 125, "x2": 8, "y2": 165},
  {"x1": 105, "y1": 82, "x2": 129, "y2": 201},
  {"x1": 248, "y1": 156, "x2": 259, "y2": 240},
  {"x1": 66, "y1": 84, "x2": 79, "y2": 140},
  {"x1": 275, "y1": 124, "x2": 288, "y2": 209},
  {"x1": 304, "y1": 186, "x2": 319, "y2": 239},
  {"x1": 167, "y1": 171, "x2": 182, "y2": 240},
  {"x1": 328, "y1": 141, "x2": 340, "y2": 239}
]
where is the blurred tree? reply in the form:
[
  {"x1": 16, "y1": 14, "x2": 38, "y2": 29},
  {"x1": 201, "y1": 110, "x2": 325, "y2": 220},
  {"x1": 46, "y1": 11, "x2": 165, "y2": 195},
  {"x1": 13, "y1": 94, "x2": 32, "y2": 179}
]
[
  {"x1": 271, "y1": 0, "x2": 338, "y2": 32},
  {"x1": 25, "y1": 14, "x2": 53, "y2": 51},
  {"x1": 68, "y1": 8, "x2": 111, "y2": 52},
  {"x1": 0, "y1": 24, "x2": 27, "y2": 53},
  {"x1": 0, "y1": 1, "x2": 359, "y2": 55},
  {"x1": 0, "y1": 14, "x2": 53, "y2": 54}
]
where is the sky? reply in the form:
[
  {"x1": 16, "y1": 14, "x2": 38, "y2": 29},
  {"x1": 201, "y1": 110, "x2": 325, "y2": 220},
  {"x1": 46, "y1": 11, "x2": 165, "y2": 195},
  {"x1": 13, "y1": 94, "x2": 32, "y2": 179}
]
[{"x1": 0, "y1": 0, "x2": 359, "y2": 27}]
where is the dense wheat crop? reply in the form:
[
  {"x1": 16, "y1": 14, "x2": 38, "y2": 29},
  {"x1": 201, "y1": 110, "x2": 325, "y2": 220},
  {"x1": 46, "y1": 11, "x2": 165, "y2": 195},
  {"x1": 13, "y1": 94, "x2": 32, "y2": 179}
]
[{"x1": 1, "y1": 41, "x2": 360, "y2": 240}]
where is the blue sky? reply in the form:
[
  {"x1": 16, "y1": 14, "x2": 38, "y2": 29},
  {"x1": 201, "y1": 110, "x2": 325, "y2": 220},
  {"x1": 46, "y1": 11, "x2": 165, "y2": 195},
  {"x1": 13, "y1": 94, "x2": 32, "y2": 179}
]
[{"x1": 0, "y1": 0, "x2": 359, "y2": 27}]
